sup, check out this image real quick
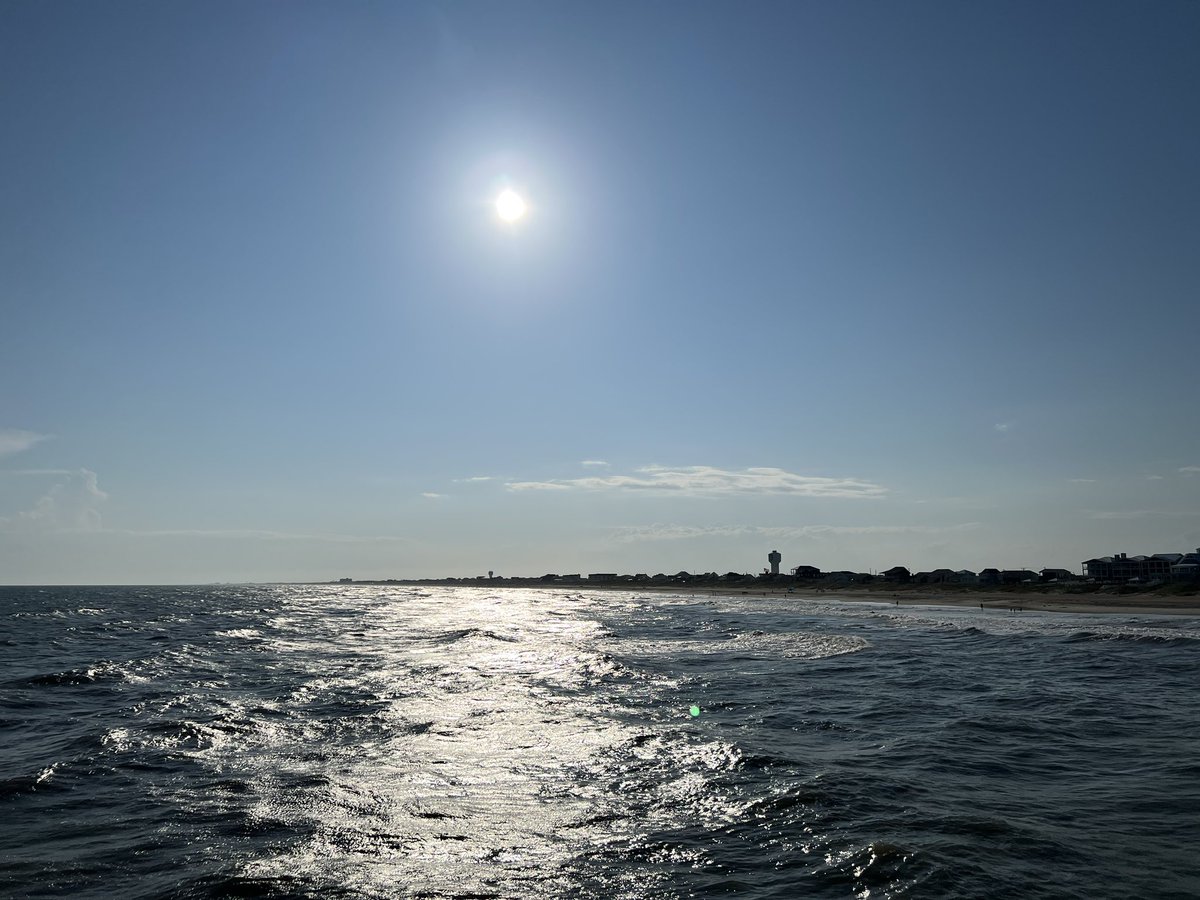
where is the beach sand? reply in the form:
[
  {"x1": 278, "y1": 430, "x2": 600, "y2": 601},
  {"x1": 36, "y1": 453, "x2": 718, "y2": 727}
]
[{"x1": 663, "y1": 584, "x2": 1200, "y2": 616}]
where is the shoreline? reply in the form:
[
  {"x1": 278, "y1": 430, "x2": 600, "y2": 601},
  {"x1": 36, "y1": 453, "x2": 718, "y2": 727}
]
[
  {"x1": 812, "y1": 589, "x2": 1200, "y2": 617},
  {"x1": 355, "y1": 580, "x2": 1200, "y2": 617},
  {"x1": 644, "y1": 584, "x2": 1200, "y2": 617}
]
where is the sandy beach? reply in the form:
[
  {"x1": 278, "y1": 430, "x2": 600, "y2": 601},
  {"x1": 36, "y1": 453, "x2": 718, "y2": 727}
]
[{"x1": 648, "y1": 583, "x2": 1200, "y2": 616}]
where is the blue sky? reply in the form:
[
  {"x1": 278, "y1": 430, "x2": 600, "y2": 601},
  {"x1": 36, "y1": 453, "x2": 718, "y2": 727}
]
[{"x1": 3, "y1": 1, "x2": 1198, "y2": 583}]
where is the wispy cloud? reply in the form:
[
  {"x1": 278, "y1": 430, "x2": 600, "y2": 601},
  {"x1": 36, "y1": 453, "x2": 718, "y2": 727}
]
[
  {"x1": 453, "y1": 476, "x2": 493, "y2": 483},
  {"x1": 107, "y1": 528, "x2": 417, "y2": 543},
  {"x1": 0, "y1": 429, "x2": 50, "y2": 458},
  {"x1": 507, "y1": 465, "x2": 887, "y2": 499},
  {"x1": 993, "y1": 422, "x2": 1013, "y2": 433},
  {"x1": 1088, "y1": 509, "x2": 1200, "y2": 520},
  {"x1": 6, "y1": 468, "x2": 108, "y2": 531},
  {"x1": 581, "y1": 460, "x2": 610, "y2": 468},
  {"x1": 1180, "y1": 466, "x2": 1200, "y2": 476},
  {"x1": 610, "y1": 522, "x2": 980, "y2": 542},
  {"x1": 1068, "y1": 478, "x2": 1097, "y2": 484},
  {"x1": 422, "y1": 492, "x2": 443, "y2": 499}
]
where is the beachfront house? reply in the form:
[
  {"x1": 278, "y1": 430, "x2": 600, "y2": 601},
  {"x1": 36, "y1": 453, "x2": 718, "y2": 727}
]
[
  {"x1": 1083, "y1": 553, "x2": 1174, "y2": 583},
  {"x1": 823, "y1": 571, "x2": 867, "y2": 584},
  {"x1": 1000, "y1": 569, "x2": 1039, "y2": 584},
  {"x1": 1174, "y1": 563, "x2": 1200, "y2": 580},
  {"x1": 911, "y1": 570, "x2": 959, "y2": 584},
  {"x1": 1039, "y1": 568, "x2": 1076, "y2": 582},
  {"x1": 1171, "y1": 551, "x2": 1200, "y2": 581}
]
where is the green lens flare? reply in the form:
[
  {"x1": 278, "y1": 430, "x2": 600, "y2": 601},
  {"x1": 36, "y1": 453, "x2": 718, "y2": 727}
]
[{"x1": 689, "y1": 705, "x2": 701, "y2": 717}]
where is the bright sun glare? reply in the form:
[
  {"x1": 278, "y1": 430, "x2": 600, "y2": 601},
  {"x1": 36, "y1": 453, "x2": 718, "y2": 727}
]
[{"x1": 495, "y1": 189, "x2": 528, "y2": 223}]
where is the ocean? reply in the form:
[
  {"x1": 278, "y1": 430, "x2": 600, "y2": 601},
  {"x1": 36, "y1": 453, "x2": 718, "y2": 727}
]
[{"x1": 2, "y1": 584, "x2": 1198, "y2": 899}]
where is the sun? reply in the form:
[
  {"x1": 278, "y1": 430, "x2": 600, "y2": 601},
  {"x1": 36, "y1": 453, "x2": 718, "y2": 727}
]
[{"x1": 495, "y1": 189, "x2": 528, "y2": 223}]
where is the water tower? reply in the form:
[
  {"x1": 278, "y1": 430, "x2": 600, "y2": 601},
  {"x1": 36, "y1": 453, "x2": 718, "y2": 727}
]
[{"x1": 768, "y1": 550, "x2": 781, "y2": 576}]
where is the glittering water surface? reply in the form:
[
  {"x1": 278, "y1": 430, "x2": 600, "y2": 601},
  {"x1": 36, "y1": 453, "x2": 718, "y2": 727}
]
[{"x1": 3, "y1": 585, "x2": 1199, "y2": 898}]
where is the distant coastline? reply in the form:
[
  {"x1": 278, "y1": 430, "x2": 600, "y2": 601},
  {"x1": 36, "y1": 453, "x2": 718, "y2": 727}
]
[{"x1": 324, "y1": 577, "x2": 1200, "y2": 617}]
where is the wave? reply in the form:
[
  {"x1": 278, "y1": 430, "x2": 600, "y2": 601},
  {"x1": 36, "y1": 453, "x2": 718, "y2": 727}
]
[
  {"x1": 0, "y1": 764, "x2": 60, "y2": 798},
  {"x1": 615, "y1": 630, "x2": 868, "y2": 662},
  {"x1": 1060, "y1": 628, "x2": 1200, "y2": 645},
  {"x1": 17, "y1": 663, "x2": 128, "y2": 687},
  {"x1": 429, "y1": 627, "x2": 520, "y2": 645}
]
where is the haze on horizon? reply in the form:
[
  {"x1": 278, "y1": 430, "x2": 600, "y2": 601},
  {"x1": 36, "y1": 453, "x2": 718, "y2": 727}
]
[{"x1": 2, "y1": 1, "x2": 1198, "y2": 585}]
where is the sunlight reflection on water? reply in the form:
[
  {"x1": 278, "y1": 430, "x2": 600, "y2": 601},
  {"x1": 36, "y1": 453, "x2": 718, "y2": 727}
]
[{"x1": 231, "y1": 587, "x2": 640, "y2": 896}]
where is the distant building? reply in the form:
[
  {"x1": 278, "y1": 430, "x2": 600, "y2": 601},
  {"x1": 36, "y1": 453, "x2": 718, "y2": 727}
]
[
  {"x1": 1083, "y1": 553, "x2": 1172, "y2": 583},
  {"x1": 1039, "y1": 568, "x2": 1075, "y2": 582},
  {"x1": 1171, "y1": 551, "x2": 1200, "y2": 581},
  {"x1": 791, "y1": 565, "x2": 821, "y2": 579},
  {"x1": 1000, "y1": 569, "x2": 1038, "y2": 584},
  {"x1": 768, "y1": 550, "x2": 782, "y2": 576},
  {"x1": 914, "y1": 568, "x2": 957, "y2": 584},
  {"x1": 824, "y1": 571, "x2": 867, "y2": 584},
  {"x1": 1084, "y1": 551, "x2": 1199, "y2": 583},
  {"x1": 1148, "y1": 554, "x2": 1182, "y2": 580},
  {"x1": 588, "y1": 573, "x2": 618, "y2": 583},
  {"x1": 882, "y1": 566, "x2": 911, "y2": 583}
]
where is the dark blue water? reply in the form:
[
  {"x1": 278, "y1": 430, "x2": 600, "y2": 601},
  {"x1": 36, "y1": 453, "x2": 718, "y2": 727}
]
[{"x1": 2, "y1": 585, "x2": 1199, "y2": 898}]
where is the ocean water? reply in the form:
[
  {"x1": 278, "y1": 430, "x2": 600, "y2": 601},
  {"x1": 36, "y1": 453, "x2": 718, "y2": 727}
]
[{"x1": 2, "y1": 585, "x2": 1199, "y2": 899}]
